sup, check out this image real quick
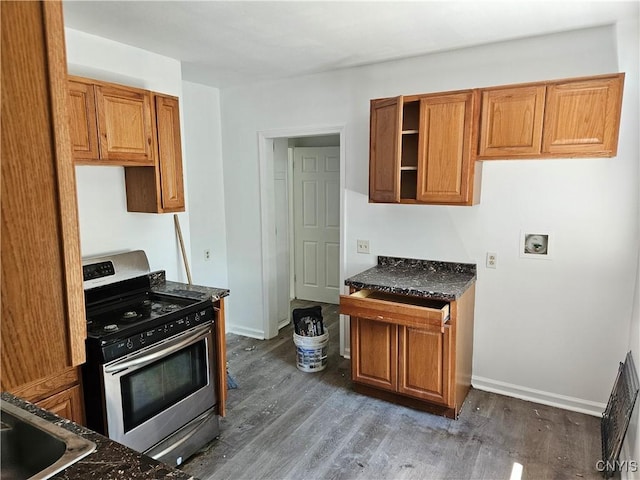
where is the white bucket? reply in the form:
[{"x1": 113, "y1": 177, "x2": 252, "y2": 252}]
[{"x1": 293, "y1": 331, "x2": 329, "y2": 372}]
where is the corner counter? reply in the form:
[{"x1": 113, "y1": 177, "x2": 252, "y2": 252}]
[
  {"x1": 341, "y1": 256, "x2": 476, "y2": 419},
  {"x1": 1, "y1": 392, "x2": 196, "y2": 480}
]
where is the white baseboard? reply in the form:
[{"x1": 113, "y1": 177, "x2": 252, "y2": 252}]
[
  {"x1": 226, "y1": 324, "x2": 266, "y2": 340},
  {"x1": 472, "y1": 375, "x2": 606, "y2": 417}
]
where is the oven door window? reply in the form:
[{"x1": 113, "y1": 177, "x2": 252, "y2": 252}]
[{"x1": 120, "y1": 339, "x2": 208, "y2": 432}]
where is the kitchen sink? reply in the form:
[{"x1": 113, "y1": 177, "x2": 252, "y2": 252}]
[{"x1": 0, "y1": 399, "x2": 96, "y2": 480}]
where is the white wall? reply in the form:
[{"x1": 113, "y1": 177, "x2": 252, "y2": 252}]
[
  {"x1": 219, "y1": 25, "x2": 640, "y2": 412},
  {"x1": 619, "y1": 12, "x2": 640, "y2": 478},
  {"x1": 65, "y1": 29, "x2": 191, "y2": 281},
  {"x1": 181, "y1": 81, "x2": 229, "y2": 289}
]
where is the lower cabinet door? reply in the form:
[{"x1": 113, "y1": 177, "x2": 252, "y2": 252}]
[
  {"x1": 398, "y1": 325, "x2": 451, "y2": 405},
  {"x1": 36, "y1": 385, "x2": 85, "y2": 425},
  {"x1": 351, "y1": 317, "x2": 397, "y2": 391}
]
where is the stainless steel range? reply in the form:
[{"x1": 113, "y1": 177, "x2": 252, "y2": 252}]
[{"x1": 81, "y1": 251, "x2": 220, "y2": 467}]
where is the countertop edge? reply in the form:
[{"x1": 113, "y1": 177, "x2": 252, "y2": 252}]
[
  {"x1": 344, "y1": 257, "x2": 477, "y2": 301},
  {"x1": 0, "y1": 392, "x2": 197, "y2": 480}
]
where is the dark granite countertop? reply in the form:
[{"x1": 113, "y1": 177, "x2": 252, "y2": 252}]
[
  {"x1": 345, "y1": 256, "x2": 476, "y2": 301},
  {"x1": 148, "y1": 271, "x2": 230, "y2": 302},
  {"x1": 0, "y1": 392, "x2": 196, "y2": 480}
]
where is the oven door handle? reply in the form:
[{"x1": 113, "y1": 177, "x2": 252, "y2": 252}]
[{"x1": 104, "y1": 325, "x2": 211, "y2": 374}]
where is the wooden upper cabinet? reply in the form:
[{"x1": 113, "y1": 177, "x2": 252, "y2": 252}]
[
  {"x1": 124, "y1": 93, "x2": 185, "y2": 213},
  {"x1": 542, "y1": 75, "x2": 624, "y2": 156},
  {"x1": 69, "y1": 76, "x2": 186, "y2": 213},
  {"x1": 95, "y1": 84, "x2": 155, "y2": 165},
  {"x1": 68, "y1": 80, "x2": 99, "y2": 161},
  {"x1": 369, "y1": 97, "x2": 402, "y2": 202},
  {"x1": 478, "y1": 85, "x2": 545, "y2": 158},
  {"x1": 477, "y1": 73, "x2": 624, "y2": 159},
  {"x1": 369, "y1": 91, "x2": 480, "y2": 206},
  {"x1": 417, "y1": 91, "x2": 476, "y2": 204},
  {"x1": 156, "y1": 95, "x2": 185, "y2": 211},
  {"x1": 69, "y1": 77, "x2": 155, "y2": 166}
]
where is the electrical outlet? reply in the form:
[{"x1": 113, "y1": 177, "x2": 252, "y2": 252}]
[
  {"x1": 204, "y1": 249, "x2": 211, "y2": 261},
  {"x1": 357, "y1": 240, "x2": 370, "y2": 254},
  {"x1": 486, "y1": 252, "x2": 497, "y2": 269}
]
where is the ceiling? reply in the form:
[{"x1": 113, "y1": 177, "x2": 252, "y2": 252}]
[{"x1": 62, "y1": 1, "x2": 639, "y2": 89}]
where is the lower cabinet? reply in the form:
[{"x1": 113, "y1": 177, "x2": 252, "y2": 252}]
[
  {"x1": 351, "y1": 317, "x2": 397, "y2": 392},
  {"x1": 398, "y1": 323, "x2": 450, "y2": 405},
  {"x1": 341, "y1": 285, "x2": 475, "y2": 418},
  {"x1": 9, "y1": 367, "x2": 85, "y2": 425},
  {"x1": 35, "y1": 385, "x2": 84, "y2": 424}
]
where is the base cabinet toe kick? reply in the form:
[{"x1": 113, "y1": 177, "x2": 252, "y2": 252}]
[{"x1": 340, "y1": 284, "x2": 476, "y2": 419}]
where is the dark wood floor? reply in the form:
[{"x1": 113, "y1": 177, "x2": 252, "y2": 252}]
[{"x1": 181, "y1": 301, "x2": 604, "y2": 480}]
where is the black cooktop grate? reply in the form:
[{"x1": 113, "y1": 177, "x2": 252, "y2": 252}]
[{"x1": 601, "y1": 351, "x2": 639, "y2": 478}]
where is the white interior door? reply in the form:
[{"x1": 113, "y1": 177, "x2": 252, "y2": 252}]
[{"x1": 293, "y1": 146, "x2": 340, "y2": 304}]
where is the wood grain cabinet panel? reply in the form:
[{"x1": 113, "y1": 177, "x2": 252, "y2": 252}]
[
  {"x1": 36, "y1": 385, "x2": 85, "y2": 425},
  {"x1": 369, "y1": 96, "x2": 402, "y2": 203},
  {"x1": 477, "y1": 73, "x2": 624, "y2": 159},
  {"x1": 369, "y1": 91, "x2": 480, "y2": 206},
  {"x1": 417, "y1": 92, "x2": 476, "y2": 204},
  {"x1": 1, "y1": 0, "x2": 85, "y2": 391},
  {"x1": 70, "y1": 76, "x2": 155, "y2": 166},
  {"x1": 156, "y1": 94, "x2": 185, "y2": 210},
  {"x1": 10, "y1": 367, "x2": 85, "y2": 425},
  {"x1": 341, "y1": 286, "x2": 475, "y2": 418},
  {"x1": 70, "y1": 76, "x2": 186, "y2": 213},
  {"x1": 68, "y1": 80, "x2": 99, "y2": 161},
  {"x1": 478, "y1": 85, "x2": 545, "y2": 157},
  {"x1": 398, "y1": 325, "x2": 450, "y2": 405},
  {"x1": 124, "y1": 93, "x2": 186, "y2": 213},
  {"x1": 542, "y1": 75, "x2": 623, "y2": 156},
  {"x1": 351, "y1": 317, "x2": 397, "y2": 391},
  {"x1": 95, "y1": 84, "x2": 154, "y2": 165}
]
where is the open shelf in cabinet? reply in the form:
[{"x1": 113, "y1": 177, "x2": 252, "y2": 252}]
[{"x1": 400, "y1": 100, "x2": 420, "y2": 200}]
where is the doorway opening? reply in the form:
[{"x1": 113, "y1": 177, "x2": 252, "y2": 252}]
[{"x1": 258, "y1": 126, "x2": 345, "y2": 342}]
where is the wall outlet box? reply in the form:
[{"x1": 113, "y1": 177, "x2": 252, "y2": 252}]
[
  {"x1": 204, "y1": 249, "x2": 211, "y2": 261},
  {"x1": 357, "y1": 240, "x2": 370, "y2": 254},
  {"x1": 486, "y1": 252, "x2": 497, "y2": 268}
]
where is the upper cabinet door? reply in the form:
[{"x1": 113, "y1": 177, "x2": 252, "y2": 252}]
[
  {"x1": 542, "y1": 74, "x2": 624, "y2": 157},
  {"x1": 478, "y1": 85, "x2": 546, "y2": 158},
  {"x1": 68, "y1": 80, "x2": 99, "y2": 162},
  {"x1": 155, "y1": 94, "x2": 185, "y2": 211},
  {"x1": 369, "y1": 96, "x2": 402, "y2": 203},
  {"x1": 416, "y1": 91, "x2": 475, "y2": 204},
  {"x1": 95, "y1": 84, "x2": 155, "y2": 165}
]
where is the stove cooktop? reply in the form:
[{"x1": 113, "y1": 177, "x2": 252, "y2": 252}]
[{"x1": 86, "y1": 292, "x2": 203, "y2": 341}]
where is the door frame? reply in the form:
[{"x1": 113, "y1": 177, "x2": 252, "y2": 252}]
[{"x1": 257, "y1": 125, "x2": 346, "y2": 341}]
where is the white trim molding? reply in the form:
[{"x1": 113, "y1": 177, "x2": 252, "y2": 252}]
[
  {"x1": 226, "y1": 324, "x2": 267, "y2": 340},
  {"x1": 472, "y1": 375, "x2": 607, "y2": 417},
  {"x1": 257, "y1": 125, "x2": 347, "y2": 340}
]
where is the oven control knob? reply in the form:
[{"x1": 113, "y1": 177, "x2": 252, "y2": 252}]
[{"x1": 126, "y1": 339, "x2": 134, "y2": 349}]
